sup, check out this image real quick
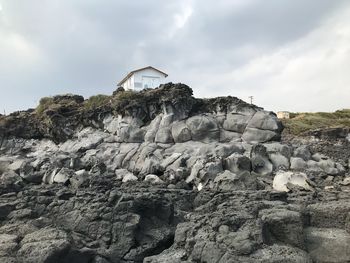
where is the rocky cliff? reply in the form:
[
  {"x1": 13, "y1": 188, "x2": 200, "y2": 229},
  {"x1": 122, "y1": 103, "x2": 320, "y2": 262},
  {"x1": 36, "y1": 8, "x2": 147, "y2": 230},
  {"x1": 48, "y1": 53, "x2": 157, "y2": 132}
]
[{"x1": 0, "y1": 83, "x2": 349, "y2": 263}]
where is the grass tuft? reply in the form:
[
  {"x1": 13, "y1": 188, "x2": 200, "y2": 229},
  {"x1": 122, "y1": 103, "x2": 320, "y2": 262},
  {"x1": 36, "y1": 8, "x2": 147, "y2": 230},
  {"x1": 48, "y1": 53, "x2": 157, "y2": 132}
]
[{"x1": 282, "y1": 109, "x2": 350, "y2": 135}]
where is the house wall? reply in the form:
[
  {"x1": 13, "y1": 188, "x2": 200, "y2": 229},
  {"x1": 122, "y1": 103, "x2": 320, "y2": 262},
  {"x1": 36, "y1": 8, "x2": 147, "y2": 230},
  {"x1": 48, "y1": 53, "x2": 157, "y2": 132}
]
[
  {"x1": 122, "y1": 68, "x2": 166, "y2": 91},
  {"x1": 121, "y1": 75, "x2": 134, "y2": 90},
  {"x1": 277, "y1": 111, "x2": 290, "y2": 119}
]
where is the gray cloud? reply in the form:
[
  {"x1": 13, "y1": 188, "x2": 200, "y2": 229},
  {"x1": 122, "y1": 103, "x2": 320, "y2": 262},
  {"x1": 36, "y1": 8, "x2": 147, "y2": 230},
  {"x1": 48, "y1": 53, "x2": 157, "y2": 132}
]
[{"x1": 0, "y1": 0, "x2": 349, "y2": 113}]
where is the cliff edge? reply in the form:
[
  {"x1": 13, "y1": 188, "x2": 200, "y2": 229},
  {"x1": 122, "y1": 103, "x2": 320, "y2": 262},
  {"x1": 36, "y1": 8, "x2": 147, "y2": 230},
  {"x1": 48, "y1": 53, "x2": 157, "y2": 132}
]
[{"x1": 0, "y1": 83, "x2": 349, "y2": 263}]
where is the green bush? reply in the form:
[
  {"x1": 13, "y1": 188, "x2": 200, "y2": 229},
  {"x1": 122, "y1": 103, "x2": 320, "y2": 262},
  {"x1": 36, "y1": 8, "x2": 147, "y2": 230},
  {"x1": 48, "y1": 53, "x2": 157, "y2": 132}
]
[
  {"x1": 111, "y1": 90, "x2": 141, "y2": 110},
  {"x1": 36, "y1": 97, "x2": 54, "y2": 114},
  {"x1": 114, "y1": 90, "x2": 138, "y2": 101},
  {"x1": 84, "y1": 94, "x2": 110, "y2": 110}
]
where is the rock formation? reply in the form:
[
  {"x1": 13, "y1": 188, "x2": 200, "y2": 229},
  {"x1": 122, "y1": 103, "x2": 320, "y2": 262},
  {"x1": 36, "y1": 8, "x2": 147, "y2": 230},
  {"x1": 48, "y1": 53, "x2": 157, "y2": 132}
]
[{"x1": 0, "y1": 83, "x2": 349, "y2": 262}]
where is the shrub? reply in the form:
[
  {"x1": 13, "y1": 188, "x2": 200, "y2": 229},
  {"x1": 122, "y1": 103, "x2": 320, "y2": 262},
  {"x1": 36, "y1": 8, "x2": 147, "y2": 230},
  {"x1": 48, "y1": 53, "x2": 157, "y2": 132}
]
[
  {"x1": 36, "y1": 97, "x2": 54, "y2": 114},
  {"x1": 84, "y1": 94, "x2": 110, "y2": 110},
  {"x1": 114, "y1": 90, "x2": 138, "y2": 101},
  {"x1": 111, "y1": 90, "x2": 141, "y2": 110}
]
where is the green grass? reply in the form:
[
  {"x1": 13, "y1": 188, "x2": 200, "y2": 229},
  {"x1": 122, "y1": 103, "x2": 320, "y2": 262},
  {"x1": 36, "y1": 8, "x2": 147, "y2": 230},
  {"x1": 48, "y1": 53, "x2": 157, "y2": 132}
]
[
  {"x1": 110, "y1": 90, "x2": 141, "y2": 111},
  {"x1": 36, "y1": 97, "x2": 54, "y2": 114},
  {"x1": 84, "y1": 94, "x2": 111, "y2": 110},
  {"x1": 282, "y1": 109, "x2": 350, "y2": 135}
]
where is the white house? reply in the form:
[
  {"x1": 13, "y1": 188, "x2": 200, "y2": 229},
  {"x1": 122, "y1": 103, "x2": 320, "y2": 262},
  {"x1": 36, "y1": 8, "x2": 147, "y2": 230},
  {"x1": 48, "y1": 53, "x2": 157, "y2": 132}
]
[
  {"x1": 277, "y1": 111, "x2": 290, "y2": 119},
  {"x1": 118, "y1": 66, "x2": 168, "y2": 91}
]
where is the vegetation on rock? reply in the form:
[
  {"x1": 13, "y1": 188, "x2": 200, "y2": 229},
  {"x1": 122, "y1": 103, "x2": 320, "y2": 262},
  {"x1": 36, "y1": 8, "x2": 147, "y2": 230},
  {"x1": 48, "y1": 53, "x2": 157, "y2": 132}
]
[
  {"x1": 84, "y1": 94, "x2": 111, "y2": 110},
  {"x1": 283, "y1": 109, "x2": 350, "y2": 135}
]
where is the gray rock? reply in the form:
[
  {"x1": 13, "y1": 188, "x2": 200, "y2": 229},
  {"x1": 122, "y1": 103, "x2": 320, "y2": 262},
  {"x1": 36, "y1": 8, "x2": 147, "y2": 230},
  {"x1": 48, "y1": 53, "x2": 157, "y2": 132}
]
[
  {"x1": 192, "y1": 241, "x2": 224, "y2": 263},
  {"x1": 246, "y1": 111, "x2": 282, "y2": 131},
  {"x1": 260, "y1": 209, "x2": 304, "y2": 248},
  {"x1": 224, "y1": 153, "x2": 251, "y2": 174},
  {"x1": 219, "y1": 130, "x2": 242, "y2": 143},
  {"x1": 213, "y1": 170, "x2": 257, "y2": 191},
  {"x1": 318, "y1": 159, "x2": 339, "y2": 175},
  {"x1": 144, "y1": 249, "x2": 187, "y2": 263},
  {"x1": 273, "y1": 171, "x2": 312, "y2": 192},
  {"x1": 128, "y1": 128, "x2": 146, "y2": 143},
  {"x1": 140, "y1": 156, "x2": 162, "y2": 175},
  {"x1": 144, "y1": 115, "x2": 162, "y2": 142},
  {"x1": 161, "y1": 153, "x2": 182, "y2": 170},
  {"x1": 186, "y1": 159, "x2": 205, "y2": 183},
  {"x1": 144, "y1": 174, "x2": 164, "y2": 184},
  {"x1": 8, "y1": 159, "x2": 25, "y2": 173},
  {"x1": 214, "y1": 143, "x2": 245, "y2": 158},
  {"x1": 17, "y1": 228, "x2": 71, "y2": 263},
  {"x1": 250, "y1": 144, "x2": 273, "y2": 176},
  {"x1": 195, "y1": 158, "x2": 224, "y2": 188},
  {"x1": 122, "y1": 173, "x2": 138, "y2": 183},
  {"x1": 223, "y1": 113, "x2": 252, "y2": 133},
  {"x1": 0, "y1": 234, "x2": 18, "y2": 259},
  {"x1": 305, "y1": 227, "x2": 350, "y2": 263},
  {"x1": 264, "y1": 142, "x2": 292, "y2": 159},
  {"x1": 290, "y1": 157, "x2": 307, "y2": 171},
  {"x1": 312, "y1": 153, "x2": 328, "y2": 162},
  {"x1": 186, "y1": 115, "x2": 220, "y2": 142},
  {"x1": 242, "y1": 128, "x2": 278, "y2": 144},
  {"x1": 42, "y1": 168, "x2": 59, "y2": 184},
  {"x1": 19, "y1": 162, "x2": 44, "y2": 183},
  {"x1": 269, "y1": 153, "x2": 290, "y2": 170},
  {"x1": 307, "y1": 201, "x2": 350, "y2": 229},
  {"x1": 155, "y1": 127, "x2": 174, "y2": 144},
  {"x1": 251, "y1": 245, "x2": 312, "y2": 263},
  {"x1": 70, "y1": 170, "x2": 89, "y2": 189},
  {"x1": 60, "y1": 127, "x2": 107, "y2": 152},
  {"x1": 307, "y1": 160, "x2": 323, "y2": 172},
  {"x1": 0, "y1": 170, "x2": 22, "y2": 192},
  {"x1": 171, "y1": 121, "x2": 191, "y2": 143},
  {"x1": 294, "y1": 146, "x2": 312, "y2": 161},
  {"x1": 53, "y1": 168, "x2": 74, "y2": 184},
  {"x1": 218, "y1": 230, "x2": 255, "y2": 256}
]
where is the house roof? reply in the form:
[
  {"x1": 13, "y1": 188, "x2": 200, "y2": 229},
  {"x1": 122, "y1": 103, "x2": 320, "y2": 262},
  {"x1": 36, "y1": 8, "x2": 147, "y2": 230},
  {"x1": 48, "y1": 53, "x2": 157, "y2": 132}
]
[{"x1": 118, "y1": 66, "x2": 168, "y2": 86}]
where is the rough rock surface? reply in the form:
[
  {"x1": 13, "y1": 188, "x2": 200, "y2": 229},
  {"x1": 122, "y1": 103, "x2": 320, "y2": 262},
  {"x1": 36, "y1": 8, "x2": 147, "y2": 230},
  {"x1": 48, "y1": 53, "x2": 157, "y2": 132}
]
[{"x1": 0, "y1": 84, "x2": 350, "y2": 262}]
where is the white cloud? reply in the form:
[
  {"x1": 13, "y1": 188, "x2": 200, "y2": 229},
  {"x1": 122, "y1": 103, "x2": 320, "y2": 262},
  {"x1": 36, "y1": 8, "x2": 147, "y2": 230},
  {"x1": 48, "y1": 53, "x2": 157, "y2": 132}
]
[
  {"x1": 167, "y1": 1, "x2": 193, "y2": 38},
  {"x1": 174, "y1": 5, "x2": 193, "y2": 29},
  {"x1": 0, "y1": 0, "x2": 349, "y2": 113},
  {"x1": 0, "y1": 29, "x2": 46, "y2": 71},
  {"x1": 195, "y1": 5, "x2": 350, "y2": 112}
]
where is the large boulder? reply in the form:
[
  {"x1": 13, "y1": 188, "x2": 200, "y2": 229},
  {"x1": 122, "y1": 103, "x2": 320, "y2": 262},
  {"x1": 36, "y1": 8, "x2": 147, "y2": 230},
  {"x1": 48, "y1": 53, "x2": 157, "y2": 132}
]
[
  {"x1": 171, "y1": 121, "x2": 191, "y2": 143},
  {"x1": 246, "y1": 111, "x2": 282, "y2": 131},
  {"x1": 213, "y1": 170, "x2": 257, "y2": 191},
  {"x1": 273, "y1": 171, "x2": 312, "y2": 192},
  {"x1": 186, "y1": 115, "x2": 220, "y2": 142},
  {"x1": 17, "y1": 228, "x2": 71, "y2": 263},
  {"x1": 260, "y1": 209, "x2": 305, "y2": 248},
  {"x1": 60, "y1": 127, "x2": 108, "y2": 152},
  {"x1": 294, "y1": 146, "x2": 312, "y2": 161},
  {"x1": 290, "y1": 157, "x2": 307, "y2": 171},
  {"x1": 305, "y1": 227, "x2": 350, "y2": 263},
  {"x1": 223, "y1": 153, "x2": 251, "y2": 174},
  {"x1": 155, "y1": 127, "x2": 174, "y2": 144},
  {"x1": 250, "y1": 144, "x2": 273, "y2": 176},
  {"x1": 242, "y1": 111, "x2": 282, "y2": 143},
  {"x1": 223, "y1": 113, "x2": 252, "y2": 133}
]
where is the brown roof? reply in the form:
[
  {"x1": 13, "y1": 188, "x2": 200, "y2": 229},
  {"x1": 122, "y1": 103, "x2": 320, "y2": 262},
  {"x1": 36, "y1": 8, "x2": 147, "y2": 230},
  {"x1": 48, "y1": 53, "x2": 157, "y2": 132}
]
[{"x1": 117, "y1": 66, "x2": 168, "y2": 86}]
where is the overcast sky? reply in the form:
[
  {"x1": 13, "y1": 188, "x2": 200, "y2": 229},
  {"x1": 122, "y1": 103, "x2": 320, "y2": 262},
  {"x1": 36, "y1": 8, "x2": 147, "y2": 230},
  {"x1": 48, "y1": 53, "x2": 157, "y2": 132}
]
[{"x1": 0, "y1": 0, "x2": 349, "y2": 113}]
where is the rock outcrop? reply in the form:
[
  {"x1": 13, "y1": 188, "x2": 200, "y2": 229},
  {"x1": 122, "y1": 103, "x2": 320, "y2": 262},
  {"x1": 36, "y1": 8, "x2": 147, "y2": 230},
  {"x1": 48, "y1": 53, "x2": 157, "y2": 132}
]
[
  {"x1": 0, "y1": 83, "x2": 349, "y2": 262},
  {"x1": 0, "y1": 83, "x2": 282, "y2": 144}
]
